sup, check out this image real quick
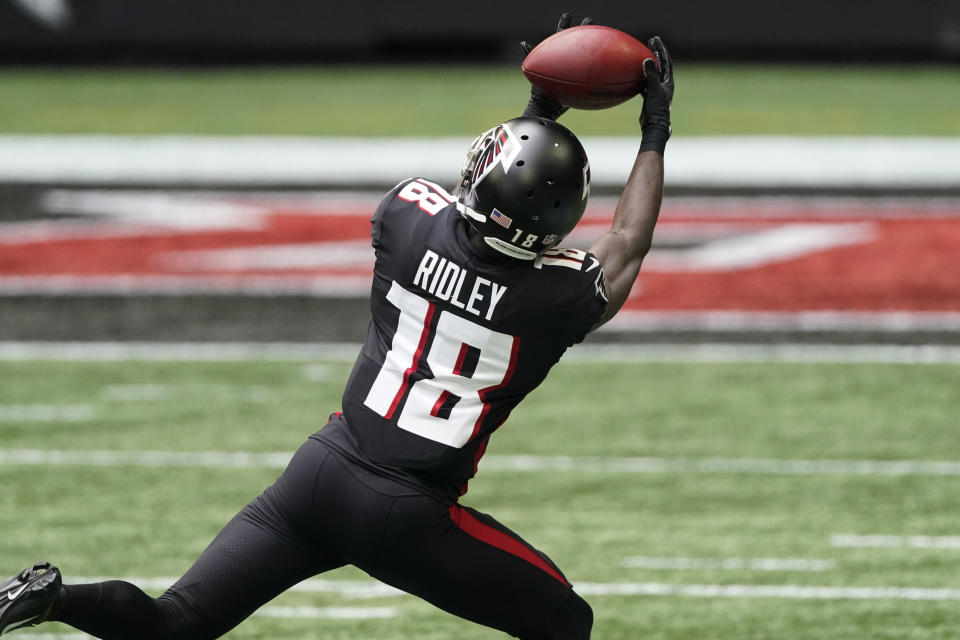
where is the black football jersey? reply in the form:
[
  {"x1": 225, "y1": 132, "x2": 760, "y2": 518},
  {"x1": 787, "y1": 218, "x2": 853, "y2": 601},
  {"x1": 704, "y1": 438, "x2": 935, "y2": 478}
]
[{"x1": 323, "y1": 177, "x2": 607, "y2": 498}]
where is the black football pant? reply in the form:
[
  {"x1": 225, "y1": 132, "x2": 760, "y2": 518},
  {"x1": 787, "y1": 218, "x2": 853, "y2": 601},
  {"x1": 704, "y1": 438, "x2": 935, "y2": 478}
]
[{"x1": 51, "y1": 435, "x2": 591, "y2": 639}]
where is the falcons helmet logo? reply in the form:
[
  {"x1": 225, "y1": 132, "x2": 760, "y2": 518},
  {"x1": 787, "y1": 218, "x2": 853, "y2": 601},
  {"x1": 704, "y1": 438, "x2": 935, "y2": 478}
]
[{"x1": 472, "y1": 124, "x2": 523, "y2": 187}]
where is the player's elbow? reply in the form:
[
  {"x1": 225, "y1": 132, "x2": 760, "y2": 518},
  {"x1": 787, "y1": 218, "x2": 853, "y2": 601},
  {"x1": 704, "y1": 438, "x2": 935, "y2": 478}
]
[
  {"x1": 636, "y1": 238, "x2": 653, "y2": 262},
  {"x1": 623, "y1": 228, "x2": 653, "y2": 264},
  {"x1": 608, "y1": 226, "x2": 652, "y2": 258}
]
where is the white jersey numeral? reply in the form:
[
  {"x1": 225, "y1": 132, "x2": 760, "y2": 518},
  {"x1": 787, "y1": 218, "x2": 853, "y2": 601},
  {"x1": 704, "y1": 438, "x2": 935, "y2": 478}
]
[
  {"x1": 364, "y1": 281, "x2": 434, "y2": 418},
  {"x1": 397, "y1": 179, "x2": 456, "y2": 215},
  {"x1": 534, "y1": 247, "x2": 587, "y2": 270},
  {"x1": 364, "y1": 281, "x2": 518, "y2": 448}
]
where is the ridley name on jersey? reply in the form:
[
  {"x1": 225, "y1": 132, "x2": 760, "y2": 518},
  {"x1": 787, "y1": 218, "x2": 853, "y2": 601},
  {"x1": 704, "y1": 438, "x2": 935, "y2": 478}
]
[{"x1": 412, "y1": 249, "x2": 508, "y2": 322}]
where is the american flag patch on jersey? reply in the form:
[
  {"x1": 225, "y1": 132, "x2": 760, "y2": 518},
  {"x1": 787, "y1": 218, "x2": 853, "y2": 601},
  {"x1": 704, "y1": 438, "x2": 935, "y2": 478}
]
[{"x1": 490, "y1": 208, "x2": 512, "y2": 229}]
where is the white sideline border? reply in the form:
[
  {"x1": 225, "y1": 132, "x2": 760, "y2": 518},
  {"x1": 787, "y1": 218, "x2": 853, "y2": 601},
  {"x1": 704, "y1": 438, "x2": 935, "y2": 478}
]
[
  {"x1": 1, "y1": 342, "x2": 960, "y2": 364},
  {"x1": 4, "y1": 450, "x2": 960, "y2": 477},
  {"x1": 603, "y1": 311, "x2": 960, "y2": 333},
  {"x1": 1, "y1": 136, "x2": 958, "y2": 188}
]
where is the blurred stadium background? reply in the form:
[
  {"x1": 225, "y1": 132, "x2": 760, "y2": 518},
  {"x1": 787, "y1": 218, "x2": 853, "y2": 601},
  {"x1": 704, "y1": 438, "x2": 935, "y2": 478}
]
[{"x1": 1, "y1": 2, "x2": 959, "y2": 639}]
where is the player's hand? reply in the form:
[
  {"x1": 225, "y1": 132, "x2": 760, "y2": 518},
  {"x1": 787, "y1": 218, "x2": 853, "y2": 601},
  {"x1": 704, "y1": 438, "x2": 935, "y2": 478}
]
[
  {"x1": 521, "y1": 13, "x2": 594, "y2": 120},
  {"x1": 639, "y1": 36, "x2": 674, "y2": 154}
]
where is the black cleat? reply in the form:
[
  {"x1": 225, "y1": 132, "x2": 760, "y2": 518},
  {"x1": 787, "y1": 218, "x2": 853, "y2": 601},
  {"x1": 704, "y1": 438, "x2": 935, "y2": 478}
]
[{"x1": 0, "y1": 563, "x2": 62, "y2": 636}]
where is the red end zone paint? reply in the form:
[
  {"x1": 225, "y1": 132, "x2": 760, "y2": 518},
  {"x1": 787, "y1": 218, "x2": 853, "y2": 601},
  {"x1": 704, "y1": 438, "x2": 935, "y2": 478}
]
[
  {"x1": 631, "y1": 218, "x2": 960, "y2": 311},
  {"x1": 0, "y1": 212, "x2": 372, "y2": 276},
  {"x1": 1, "y1": 192, "x2": 958, "y2": 313}
]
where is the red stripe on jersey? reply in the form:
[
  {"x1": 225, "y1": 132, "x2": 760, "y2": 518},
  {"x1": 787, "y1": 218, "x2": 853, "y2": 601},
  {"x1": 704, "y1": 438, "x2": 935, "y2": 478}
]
[
  {"x1": 430, "y1": 389, "x2": 453, "y2": 418},
  {"x1": 470, "y1": 336, "x2": 520, "y2": 440},
  {"x1": 384, "y1": 302, "x2": 436, "y2": 419},
  {"x1": 447, "y1": 504, "x2": 570, "y2": 587},
  {"x1": 452, "y1": 342, "x2": 470, "y2": 376},
  {"x1": 473, "y1": 435, "x2": 489, "y2": 474},
  {"x1": 458, "y1": 434, "x2": 491, "y2": 496},
  {"x1": 546, "y1": 255, "x2": 583, "y2": 265}
]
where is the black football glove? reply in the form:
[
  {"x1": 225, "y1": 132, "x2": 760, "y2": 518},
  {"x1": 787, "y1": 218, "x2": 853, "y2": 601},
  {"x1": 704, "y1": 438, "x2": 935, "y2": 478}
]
[
  {"x1": 639, "y1": 36, "x2": 674, "y2": 155},
  {"x1": 521, "y1": 13, "x2": 594, "y2": 120}
]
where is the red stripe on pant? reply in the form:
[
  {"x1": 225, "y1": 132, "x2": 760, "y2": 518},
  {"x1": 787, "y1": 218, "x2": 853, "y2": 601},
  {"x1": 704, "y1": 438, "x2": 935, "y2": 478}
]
[{"x1": 447, "y1": 504, "x2": 570, "y2": 587}]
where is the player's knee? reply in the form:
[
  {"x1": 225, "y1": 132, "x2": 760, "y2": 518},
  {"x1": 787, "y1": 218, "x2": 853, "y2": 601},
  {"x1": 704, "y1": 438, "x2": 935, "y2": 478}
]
[
  {"x1": 531, "y1": 591, "x2": 592, "y2": 640},
  {"x1": 560, "y1": 591, "x2": 593, "y2": 639},
  {"x1": 155, "y1": 590, "x2": 217, "y2": 640},
  {"x1": 91, "y1": 581, "x2": 168, "y2": 638},
  {"x1": 95, "y1": 580, "x2": 153, "y2": 613}
]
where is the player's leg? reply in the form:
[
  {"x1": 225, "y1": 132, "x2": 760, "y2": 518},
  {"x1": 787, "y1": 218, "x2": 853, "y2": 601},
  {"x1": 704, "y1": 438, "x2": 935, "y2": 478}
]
[
  {"x1": 277, "y1": 439, "x2": 588, "y2": 638},
  {"x1": 39, "y1": 439, "x2": 345, "y2": 639},
  {"x1": 362, "y1": 496, "x2": 592, "y2": 640}
]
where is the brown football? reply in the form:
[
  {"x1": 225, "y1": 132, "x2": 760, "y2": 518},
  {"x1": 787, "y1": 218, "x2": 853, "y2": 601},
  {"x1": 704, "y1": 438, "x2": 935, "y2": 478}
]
[{"x1": 521, "y1": 25, "x2": 655, "y2": 110}]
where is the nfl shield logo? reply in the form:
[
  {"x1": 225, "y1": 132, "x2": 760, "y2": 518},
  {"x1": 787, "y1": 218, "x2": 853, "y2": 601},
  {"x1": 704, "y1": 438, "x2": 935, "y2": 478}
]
[{"x1": 490, "y1": 208, "x2": 512, "y2": 229}]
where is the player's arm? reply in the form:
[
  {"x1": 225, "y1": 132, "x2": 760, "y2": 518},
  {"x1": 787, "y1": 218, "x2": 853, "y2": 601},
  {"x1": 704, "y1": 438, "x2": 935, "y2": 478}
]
[
  {"x1": 588, "y1": 37, "x2": 674, "y2": 329},
  {"x1": 520, "y1": 13, "x2": 593, "y2": 121}
]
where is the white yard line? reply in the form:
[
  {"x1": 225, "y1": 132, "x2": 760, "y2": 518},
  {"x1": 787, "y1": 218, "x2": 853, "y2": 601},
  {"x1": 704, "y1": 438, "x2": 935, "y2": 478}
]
[
  {"x1": 0, "y1": 405, "x2": 96, "y2": 423},
  {"x1": 0, "y1": 341, "x2": 362, "y2": 362},
  {"x1": 831, "y1": 534, "x2": 960, "y2": 550},
  {"x1": 71, "y1": 576, "x2": 404, "y2": 600},
  {"x1": 480, "y1": 455, "x2": 960, "y2": 476},
  {"x1": 574, "y1": 582, "x2": 960, "y2": 601},
  {"x1": 290, "y1": 579, "x2": 403, "y2": 599},
  {"x1": 301, "y1": 364, "x2": 333, "y2": 381},
  {"x1": 100, "y1": 383, "x2": 273, "y2": 403},
  {"x1": 3, "y1": 449, "x2": 960, "y2": 477},
  {"x1": 19, "y1": 603, "x2": 397, "y2": 639},
  {"x1": 1, "y1": 342, "x2": 959, "y2": 364},
  {"x1": 565, "y1": 343, "x2": 960, "y2": 364},
  {"x1": 0, "y1": 449, "x2": 294, "y2": 468},
  {"x1": 621, "y1": 557, "x2": 836, "y2": 571},
  {"x1": 253, "y1": 606, "x2": 397, "y2": 619},
  {"x1": 48, "y1": 577, "x2": 960, "y2": 603}
]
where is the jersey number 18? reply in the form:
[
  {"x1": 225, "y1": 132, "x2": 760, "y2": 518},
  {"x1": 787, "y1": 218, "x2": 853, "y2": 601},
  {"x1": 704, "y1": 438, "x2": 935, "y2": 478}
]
[{"x1": 364, "y1": 281, "x2": 518, "y2": 448}]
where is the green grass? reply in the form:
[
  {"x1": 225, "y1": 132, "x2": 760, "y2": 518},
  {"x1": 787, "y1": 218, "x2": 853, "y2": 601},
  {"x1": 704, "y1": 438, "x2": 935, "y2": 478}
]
[
  {"x1": 1, "y1": 356, "x2": 959, "y2": 639},
  {"x1": 0, "y1": 64, "x2": 958, "y2": 136}
]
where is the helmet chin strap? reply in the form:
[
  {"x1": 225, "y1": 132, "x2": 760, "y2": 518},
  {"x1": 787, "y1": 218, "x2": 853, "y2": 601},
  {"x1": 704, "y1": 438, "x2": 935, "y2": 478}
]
[{"x1": 455, "y1": 200, "x2": 486, "y2": 224}]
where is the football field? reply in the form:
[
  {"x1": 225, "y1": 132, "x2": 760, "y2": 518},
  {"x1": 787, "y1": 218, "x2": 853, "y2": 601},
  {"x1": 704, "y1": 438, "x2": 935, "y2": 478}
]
[
  {"x1": 1, "y1": 62, "x2": 959, "y2": 639},
  {"x1": 1, "y1": 348, "x2": 959, "y2": 639}
]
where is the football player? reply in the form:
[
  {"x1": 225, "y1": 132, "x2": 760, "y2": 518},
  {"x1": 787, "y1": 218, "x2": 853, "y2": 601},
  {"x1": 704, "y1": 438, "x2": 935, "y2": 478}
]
[{"x1": 0, "y1": 16, "x2": 673, "y2": 640}]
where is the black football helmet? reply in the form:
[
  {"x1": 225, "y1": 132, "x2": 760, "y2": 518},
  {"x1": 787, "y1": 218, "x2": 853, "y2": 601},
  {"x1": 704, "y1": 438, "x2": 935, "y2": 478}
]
[{"x1": 457, "y1": 116, "x2": 591, "y2": 260}]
